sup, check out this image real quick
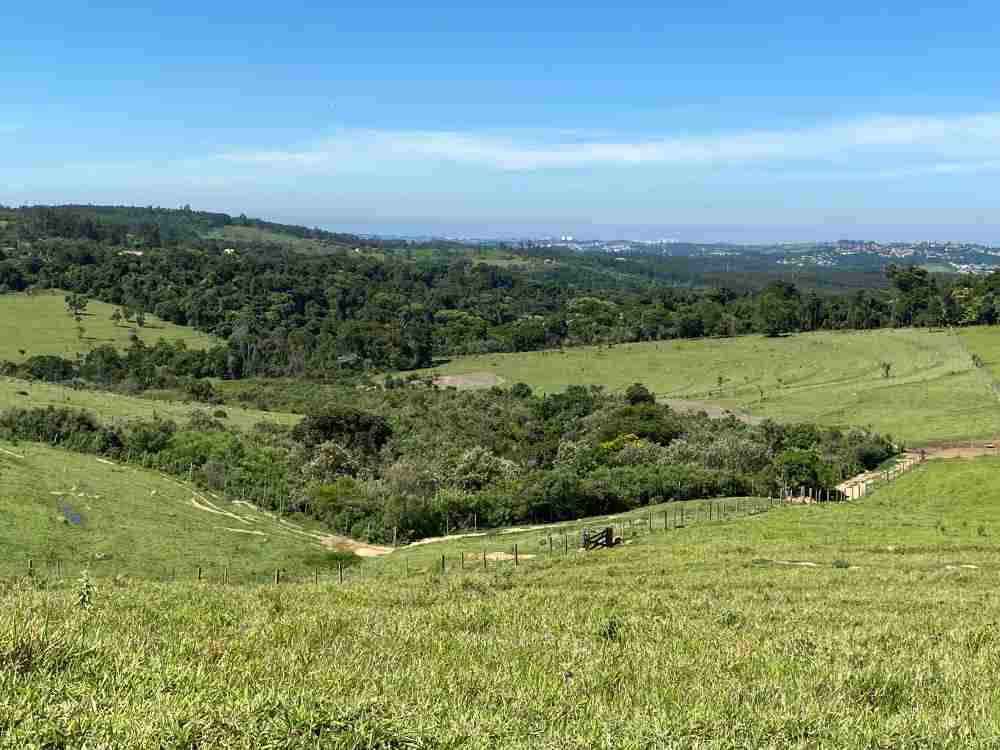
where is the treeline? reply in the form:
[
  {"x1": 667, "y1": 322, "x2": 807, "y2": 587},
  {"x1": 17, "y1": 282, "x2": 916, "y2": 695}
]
[
  {"x1": 0, "y1": 382, "x2": 895, "y2": 542},
  {"x1": 2, "y1": 204, "x2": 441, "y2": 250},
  {"x1": 3, "y1": 206, "x2": 1000, "y2": 377}
]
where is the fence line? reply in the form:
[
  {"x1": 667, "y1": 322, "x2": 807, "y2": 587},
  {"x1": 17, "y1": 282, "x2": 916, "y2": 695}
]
[
  {"x1": 7, "y1": 494, "x2": 784, "y2": 587},
  {"x1": 10, "y1": 458, "x2": 925, "y2": 587}
]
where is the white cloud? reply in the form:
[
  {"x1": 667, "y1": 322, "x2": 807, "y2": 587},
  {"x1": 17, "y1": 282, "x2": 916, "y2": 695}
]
[{"x1": 220, "y1": 113, "x2": 1000, "y2": 175}]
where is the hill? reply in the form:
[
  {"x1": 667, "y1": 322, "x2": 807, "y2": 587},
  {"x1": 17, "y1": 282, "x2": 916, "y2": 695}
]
[
  {"x1": 0, "y1": 376, "x2": 298, "y2": 430},
  {"x1": 4, "y1": 457, "x2": 1000, "y2": 746},
  {"x1": 0, "y1": 291, "x2": 216, "y2": 363},
  {"x1": 429, "y1": 327, "x2": 1000, "y2": 444},
  {"x1": 0, "y1": 440, "x2": 354, "y2": 581}
]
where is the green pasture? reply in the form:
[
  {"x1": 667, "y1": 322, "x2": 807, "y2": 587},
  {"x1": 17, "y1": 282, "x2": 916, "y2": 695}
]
[
  {"x1": 204, "y1": 225, "x2": 341, "y2": 255},
  {"x1": 0, "y1": 376, "x2": 300, "y2": 431},
  {"x1": 0, "y1": 440, "x2": 335, "y2": 581},
  {"x1": 0, "y1": 290, "x2": 217, "y2": 362},
  {"x1": 431, "y1": 327, "x2": 1000, "y2": 444},
  {"x1": 5, "y1": 457, "x2": 1000, "y2": 746}
]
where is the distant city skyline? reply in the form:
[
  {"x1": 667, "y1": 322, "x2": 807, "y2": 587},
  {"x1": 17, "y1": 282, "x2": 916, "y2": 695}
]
[{"x1": 6, "y1": 1, "x2": 1000, "y2": 242}]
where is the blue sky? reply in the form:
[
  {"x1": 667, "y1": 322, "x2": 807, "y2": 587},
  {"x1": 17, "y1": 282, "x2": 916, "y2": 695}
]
[{"x1": 5, "y1": 1, "x2": 1000, "y2": 241}]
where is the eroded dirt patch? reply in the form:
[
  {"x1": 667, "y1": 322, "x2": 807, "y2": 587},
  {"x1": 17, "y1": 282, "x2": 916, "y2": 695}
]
[{"x1": 433, "y1": 372, "x2": 505, "y2": 389}]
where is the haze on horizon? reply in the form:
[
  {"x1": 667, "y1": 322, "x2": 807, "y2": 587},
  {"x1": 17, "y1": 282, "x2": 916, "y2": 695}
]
[{"x1": 5, "y1": 1, "x2": 1000, "y2": 244}]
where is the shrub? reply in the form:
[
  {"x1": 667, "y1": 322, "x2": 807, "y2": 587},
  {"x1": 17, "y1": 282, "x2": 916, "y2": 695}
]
[
  {"x1": 450, "y1": 446, "x2": 521, "y2": 490},
  {"x1": 23, "y1": 355, "x2": 76, "y2": 382},
  {"x1": 0, "y1": 406, "x2": 122, "y2": 454},
  {"x1": 291, "y1": 408, "x2": 392, "y2": 454},
  {"x1": 624, "y1": 382, "x2": 655, "y2": 405},
  {"x1": 595, "y1": 404, "x2": 684, "y2": 446},
  {"x1": 123, "y1": 418, "x2": 177, "y2": 455},
  {"x1": 303, "y1": 441, "x2": 363, "y2": 482},
  {"x1": 510, "y1": 382, "x2": 533, "y2": 399}
]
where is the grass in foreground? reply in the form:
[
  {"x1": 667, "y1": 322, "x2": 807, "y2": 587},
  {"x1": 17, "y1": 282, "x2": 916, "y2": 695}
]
[
  {"x1": 0, "y1": 440, "x2": 331, "y2": 581},
  {"x1": 4, "y1": 458, "x2": 1000, "y2": 747},
  {"x1": 430, "y1": 327, "x2": 1000, "y2": 444},
  {"x1": 0, "y1": 290, "x2": 216, "y2": 362}
]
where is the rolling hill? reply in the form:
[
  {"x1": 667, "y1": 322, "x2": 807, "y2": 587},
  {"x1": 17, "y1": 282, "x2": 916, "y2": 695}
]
[
  {"x1": 5, "y1": 456, "x2": 1000, "y2": 746},
  {"x1": 0, "y1": 291, "x2": 216, "y2": 363},
  {"x1": 0, "y1": 439, "x2": 348, "y2": 581},
  {"x1": 429, "y1": 326, "x2": 1000, "y2": 444}
]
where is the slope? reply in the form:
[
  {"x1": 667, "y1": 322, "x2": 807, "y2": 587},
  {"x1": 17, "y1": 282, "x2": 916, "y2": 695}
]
[
  {"x1": 0, "y1": 290, "x2": 216, "y2": 362},
  {"x1": 0, "y1": 376, "x2": 299, "y2": 431},
  {"x1": 0, "y1": 440, "x2": 339, "y2": 581},
  {"x1": 430, "y1": 327, "x2": 1000, "y2": 444},
  {"x1": 4, "y1": 458, "x2": 1000, "y2": 747}
]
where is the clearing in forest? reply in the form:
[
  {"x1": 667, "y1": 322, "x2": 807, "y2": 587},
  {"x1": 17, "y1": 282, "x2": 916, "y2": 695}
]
[{"x1": 0, "y1": 290, "x2": 217, "y2": 362}]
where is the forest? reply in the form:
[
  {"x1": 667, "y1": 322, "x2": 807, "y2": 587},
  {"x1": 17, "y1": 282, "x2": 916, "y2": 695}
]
[
  {"x1": 2, "y1": 206, "x2": 999, "y2": 381},
  {"x1": 0, "y1": 383, "x2": 895, "y2": 542}
]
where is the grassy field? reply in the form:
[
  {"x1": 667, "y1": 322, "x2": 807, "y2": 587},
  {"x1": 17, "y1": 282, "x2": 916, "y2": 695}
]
[
  {"x1": 204, "y1": 225, "x2": 344, "y2": 255},
  {"x1": 0, "y1": 291, "x2": 217, "y2": 362},
  {"x1": 4, "y1": 457, "x2": 1000, "y2": 746},
  {"x1": 0, "y1": 376, "x2": 300, "y2": 431},
  {"x1": 0, "y1": 440, "x2": 343, "y2": 582},
  {"x1": 430, "y1": 327, "x2": 1000, "y2": 444}
]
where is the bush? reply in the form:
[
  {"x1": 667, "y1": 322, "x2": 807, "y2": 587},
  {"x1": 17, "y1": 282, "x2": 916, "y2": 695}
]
[
  {"x1": 124, "y1": 418, "x2": 177, "y2": 455},
  {"x1": 186, "y1": 379, "x2": 222, "y2": 405},
  {"x1": 595, "y1": 404, "x2": 684, "y2": 446},
  {"x1": 291, "y1": 408, "x2": 392, "y2": 454},
  {"x1": 0, "y1": 406, "x2": 122, "y2": 454},
  {"x1": 510, "y1": 382, "x2": 533, "y2": 399},
  {"x1": 624, "y1": 382, "x2": 655, "y2": 405},
  {"x1": 23, "y1": 355, "x2": 76, "y2": 382}
]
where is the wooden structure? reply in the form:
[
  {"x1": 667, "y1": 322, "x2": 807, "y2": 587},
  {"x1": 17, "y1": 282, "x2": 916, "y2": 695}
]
[{"x1": 581, "y1": 526, "x2": 621, "y2": 550}]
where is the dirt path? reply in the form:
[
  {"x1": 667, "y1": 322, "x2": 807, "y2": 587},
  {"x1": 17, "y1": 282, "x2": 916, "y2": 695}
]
[
  {"x1": 433, "y1": 372, "x2": 505, "y2": 389},
  {"x1": 662, "y1": 399, "x2": 761, "y2": 424},
  {"x1": 836, "y1": 442, "x2": 1000, "y2": 497}
]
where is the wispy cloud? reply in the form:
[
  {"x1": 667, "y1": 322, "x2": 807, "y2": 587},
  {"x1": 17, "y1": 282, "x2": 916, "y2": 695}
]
[{"x1": 221, "y1": 113, "x2": 1000, "y2": 176}]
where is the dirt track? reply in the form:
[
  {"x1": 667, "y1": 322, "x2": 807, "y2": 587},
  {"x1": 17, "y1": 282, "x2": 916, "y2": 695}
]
[{"x1": 432, "y1": 372, "x2": 505, "y2": 389}]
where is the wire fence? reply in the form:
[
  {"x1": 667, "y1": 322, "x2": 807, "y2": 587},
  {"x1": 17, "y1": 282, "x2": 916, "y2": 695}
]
[{"x1": 8, "y1": 455, "x2": 927, "y2": 588}]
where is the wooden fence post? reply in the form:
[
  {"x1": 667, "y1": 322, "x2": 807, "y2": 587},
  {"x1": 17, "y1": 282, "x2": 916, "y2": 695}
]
[
  {"x1": 483, "y1": 550, "x2": 487, "y2": 570},
  {"x1": 338, "y1": 561, "x2": 343, "y2": 584},
  {"x1": 514, "y1": 544, "x2": 519, "y2": 567},
  {"x1": 27, "y1": 559, "x2": 32, "y2": 577},
  {"x1": 197, "y1": 566, "x2": 202, "y2": 581},
  {"x1": 441, "y1": 554, "x2": 446, "y2": 574},
  {"x1": 274, "y1": 569, "x2": 280, "y2": 585}
]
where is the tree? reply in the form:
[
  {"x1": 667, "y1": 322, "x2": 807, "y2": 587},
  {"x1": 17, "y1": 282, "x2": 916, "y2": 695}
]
[
  {"x1": 510, "y1": 382, "x2": 533, "y2": 399},
  {"x1": 291, "y1": 409, "x2": 393, "y2": 454},
  {"x1": 110, "y1": 309, "x2": 122, "y2": 326},
  {"x1": 624, "y1": 382, "x2": 655, "y2": 406},
  {"x1": 64, "y1": 293, "x2": 88, "y2": 318},
  {"x1": 754, "y1": 282, "x2": 799, "y2": 337}
]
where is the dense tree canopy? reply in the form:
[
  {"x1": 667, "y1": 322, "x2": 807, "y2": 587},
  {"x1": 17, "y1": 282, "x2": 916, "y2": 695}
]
[{"x1": 2, "y1": 206, "x2": 1000, "y2": 383}]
